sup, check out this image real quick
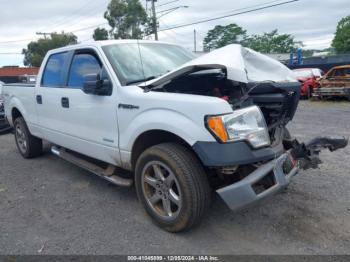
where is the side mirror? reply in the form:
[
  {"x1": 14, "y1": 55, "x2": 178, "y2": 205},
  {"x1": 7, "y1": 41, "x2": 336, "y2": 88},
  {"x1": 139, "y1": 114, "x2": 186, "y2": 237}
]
[{"x1": 83, "y1": 73, "x2": 112, "y2": 96}]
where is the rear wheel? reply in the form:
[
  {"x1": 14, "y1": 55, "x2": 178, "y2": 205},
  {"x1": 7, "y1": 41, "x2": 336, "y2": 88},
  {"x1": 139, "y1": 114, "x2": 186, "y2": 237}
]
[
  {"x1": 135, "y1": 143, "x2": 211, "y2": 232},
  {"x1": 14, "y1": 117, "x2": 42, "y2": 158}
]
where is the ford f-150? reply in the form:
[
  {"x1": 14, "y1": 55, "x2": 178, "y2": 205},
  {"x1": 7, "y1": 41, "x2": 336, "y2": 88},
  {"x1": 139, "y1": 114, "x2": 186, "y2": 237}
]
[{"x1": 3, "y1": 40, "x2": 348, "y2": 232}]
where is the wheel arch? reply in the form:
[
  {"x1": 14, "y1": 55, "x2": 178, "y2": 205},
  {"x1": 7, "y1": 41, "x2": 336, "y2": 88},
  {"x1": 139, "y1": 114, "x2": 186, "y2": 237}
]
[
  {"x1": 12, "y1": 107, "x2": 23, "y2": 121},
  {"x1": 130, "y1": 129, "x2": 199, "y2": 171},
  {"x1": 7, "y1": 96, "x2": 27, "y2": 126}
]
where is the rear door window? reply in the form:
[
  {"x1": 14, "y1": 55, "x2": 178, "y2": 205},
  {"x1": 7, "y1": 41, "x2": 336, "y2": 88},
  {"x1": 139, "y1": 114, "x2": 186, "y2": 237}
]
[
  {"x1": 42, "y1": 52, "x2": 67, "y2": 87},
  {"x1": 67, "y1": 53, "x2": 101, "y2": 88}
]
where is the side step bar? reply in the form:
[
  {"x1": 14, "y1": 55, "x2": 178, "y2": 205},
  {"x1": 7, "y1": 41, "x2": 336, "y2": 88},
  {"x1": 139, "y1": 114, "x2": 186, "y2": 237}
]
[{"x1": 51, "y1": 146, "x2": 133, "y2": 187}]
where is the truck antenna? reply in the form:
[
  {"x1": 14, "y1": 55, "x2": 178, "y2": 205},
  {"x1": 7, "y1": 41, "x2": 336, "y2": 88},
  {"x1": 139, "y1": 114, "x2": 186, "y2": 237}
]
[{"x1": 136, "y1": 39, "x2": 147, "y2": 88}]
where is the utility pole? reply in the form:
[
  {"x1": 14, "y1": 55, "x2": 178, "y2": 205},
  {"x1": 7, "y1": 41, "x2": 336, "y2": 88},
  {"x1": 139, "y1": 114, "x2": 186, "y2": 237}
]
[
  {"x1": 193, "y1": 29, "x2": 197, "y2": 52},
  {"x1": 36, "y1": 32, "x2": 52, "y2": 39},
  {"x1": 147, "y1": 0, "x2": 158, "y2": 40}
]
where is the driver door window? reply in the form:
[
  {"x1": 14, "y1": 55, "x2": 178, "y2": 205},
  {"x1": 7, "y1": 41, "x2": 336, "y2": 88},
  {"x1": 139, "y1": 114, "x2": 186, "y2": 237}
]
[{"x1": 68, "y1": 53, "x2": 101, "y2": 88}]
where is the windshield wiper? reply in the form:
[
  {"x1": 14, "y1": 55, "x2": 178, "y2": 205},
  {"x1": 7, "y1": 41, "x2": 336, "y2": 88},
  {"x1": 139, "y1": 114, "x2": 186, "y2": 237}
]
[{"x1": 126, "y1": 76, "x2": 157, "y2": 86}]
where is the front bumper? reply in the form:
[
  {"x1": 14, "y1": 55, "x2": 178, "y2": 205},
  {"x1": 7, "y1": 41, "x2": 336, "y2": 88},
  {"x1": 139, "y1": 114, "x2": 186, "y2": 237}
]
[
  {"x1": 314, "y1": 87, "x2": 350, "y2": 97},
  {"x1": 0, "y1": 112, "x2": 11, "y2": 132},
  {"x1": 0, "y1": 112, "x2": 6, "y2": 126},
  {"x1": 217, "y1": 152, "x2": 298, "y2": 210},
  {"x1": 193, "y1": 140, "x2": 284, "y2": 167}
]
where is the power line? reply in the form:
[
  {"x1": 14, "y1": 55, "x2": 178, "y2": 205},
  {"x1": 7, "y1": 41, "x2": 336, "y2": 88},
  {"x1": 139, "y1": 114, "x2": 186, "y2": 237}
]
[
  {"x1": 0, "y1": 38, "x2": 34, "y2": 44},
  {"x1": 158, "y1": 0, "x2": 299, "y2": 32},
  {"x1": 36, "y1": 0, "x2": 105, "y2": 33},
  {"x1": 207, "y1": 0, "x2": 287, "y2": 17},
  {"x1": 0, "y1": 0, "x2": 300, "y2": 45},
  {"x1": 0, "y1": 22, "x2": 109, "y2": 45},
  {"x1": 156, "y1": 0, "x2": 180, "y2": 8},
  {"x1": 48, "y1": 1, "x2": 110, "y2": 33},
  {"x1": 70, "y1": 22, "x2": 108, "y2": 33}
]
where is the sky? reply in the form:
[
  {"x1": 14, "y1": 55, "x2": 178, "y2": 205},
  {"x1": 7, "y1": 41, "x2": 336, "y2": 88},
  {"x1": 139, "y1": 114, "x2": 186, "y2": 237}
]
[{"x1": 0, "y1": 0, "x2": 348, "y2": 66}]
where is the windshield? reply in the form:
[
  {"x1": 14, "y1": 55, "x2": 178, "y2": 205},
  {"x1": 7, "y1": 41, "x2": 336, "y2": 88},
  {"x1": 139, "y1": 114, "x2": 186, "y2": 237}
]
[
  {"x1": 103, "y1": 43, "x2": 195, "y2": 85},
  {"x1": 293, "y1": 69, "x2": 313, "y2": 78}
]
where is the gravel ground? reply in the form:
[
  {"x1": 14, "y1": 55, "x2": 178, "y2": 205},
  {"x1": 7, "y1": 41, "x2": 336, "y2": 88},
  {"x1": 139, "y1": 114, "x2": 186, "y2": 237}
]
[{"x1": 0, "y1": 100, "x2": 349, "y2": 255}]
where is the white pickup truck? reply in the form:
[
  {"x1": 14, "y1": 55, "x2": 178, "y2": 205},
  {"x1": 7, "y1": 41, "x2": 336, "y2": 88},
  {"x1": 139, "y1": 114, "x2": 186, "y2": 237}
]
[{"x1": 3, "y1": 40, "x2": 347, "y2": 232}]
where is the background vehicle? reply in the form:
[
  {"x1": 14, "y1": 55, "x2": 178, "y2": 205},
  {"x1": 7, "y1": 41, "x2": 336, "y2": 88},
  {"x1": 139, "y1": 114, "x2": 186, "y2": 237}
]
[
  {"x1": 315, "y1": 65, "x2": 350, "y2": 100},
  {"x1": 0, "y1": 81, "x2": 12, "y2": 134},
  {"x1": 2, "y1": 41, "x2": 347, "y2": 232},
  {"x1": 19, "y1": 74, "x2": 37, "y2": 84},
  {"x1": 293, "y1": 68, "x2": 323, "y2": 99}
]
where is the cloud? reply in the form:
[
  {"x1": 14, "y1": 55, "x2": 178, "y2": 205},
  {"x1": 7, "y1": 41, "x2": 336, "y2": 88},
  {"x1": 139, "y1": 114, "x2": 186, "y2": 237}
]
[{"x1": 0, "y1": 0, "x2": 347, "y2": 66}]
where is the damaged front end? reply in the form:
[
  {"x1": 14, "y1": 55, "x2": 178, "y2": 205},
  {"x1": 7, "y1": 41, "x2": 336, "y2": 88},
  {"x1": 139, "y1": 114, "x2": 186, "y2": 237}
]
[
  {"x1": 217, "y1": 135, "x2": 348, "y2": 210},
  {"x1": 141, "y1": 44, "x2": 348, "y2": 210}
]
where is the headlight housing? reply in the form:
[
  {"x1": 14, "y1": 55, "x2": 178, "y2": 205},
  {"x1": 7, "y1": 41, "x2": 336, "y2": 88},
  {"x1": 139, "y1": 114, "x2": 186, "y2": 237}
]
[{"x1": 206, "y1": 106, "x2": 271, "y2": 148}]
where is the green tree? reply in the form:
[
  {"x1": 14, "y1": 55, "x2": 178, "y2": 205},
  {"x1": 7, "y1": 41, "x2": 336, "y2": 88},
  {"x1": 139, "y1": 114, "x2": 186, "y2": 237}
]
[
  {"x1": 203, "y1": 24, "x2": 246, "y2": 51},
  {"x1": 103, "y1": 0, "x2": 149, "y2": 39},
  {"x1": 22, "y1": 32, "x2": 77, "y2": 67},
  {"x1": 243, "y1": 29, "x2": 300, "y2": 53},
  {"x1": 93, "y1": 27, "x2": 109, "y2": 40},
  {"x1": 332, "y1": 15, "x2": 350, "y2": 53}
]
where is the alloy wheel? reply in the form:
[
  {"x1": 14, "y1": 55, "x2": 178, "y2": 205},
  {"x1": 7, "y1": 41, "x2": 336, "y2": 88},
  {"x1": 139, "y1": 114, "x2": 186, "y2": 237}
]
[
  {"x1": 141, "y1": 161, "x2": 182, "y2": 220},
  {"x1": 15, "y1": 124, "x2": 27, "y2": 154}
]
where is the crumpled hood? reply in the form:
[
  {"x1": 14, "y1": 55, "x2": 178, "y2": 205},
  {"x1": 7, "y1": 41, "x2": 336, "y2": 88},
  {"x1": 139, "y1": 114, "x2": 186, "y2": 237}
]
[{"x1": 143, "y1": 44, "x2": 297, "y2": 87}]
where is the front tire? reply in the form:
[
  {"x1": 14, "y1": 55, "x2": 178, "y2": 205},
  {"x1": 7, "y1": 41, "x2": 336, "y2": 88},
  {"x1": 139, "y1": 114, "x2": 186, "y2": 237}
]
[
  {"x1": 307, "y1": 86, "x2": 313, "y2": 99},
  {"x1": 14, "y1": 117, "x2": 43, "y2": 158},
  {"x1": 135, "y1": 143, "x2": 211, "y2": 232}
]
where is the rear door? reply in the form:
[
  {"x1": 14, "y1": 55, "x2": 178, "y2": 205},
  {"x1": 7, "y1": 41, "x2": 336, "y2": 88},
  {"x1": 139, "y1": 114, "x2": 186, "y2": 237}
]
[
  {"x1": 36, "y1": 51, "x2": 70, "y2": 138},
  {"x1": 36, "y1": 48, "x2": 120, "y2": 165}
]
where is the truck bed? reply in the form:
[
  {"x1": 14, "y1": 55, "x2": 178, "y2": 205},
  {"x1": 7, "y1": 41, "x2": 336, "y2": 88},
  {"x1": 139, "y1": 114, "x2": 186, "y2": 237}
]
[
  {"x1": 4, "y1": 83, "x2": 35, "y2": 88},
  {"x1": 3, "y1": 83, "x2": 37, "y2": 127}
]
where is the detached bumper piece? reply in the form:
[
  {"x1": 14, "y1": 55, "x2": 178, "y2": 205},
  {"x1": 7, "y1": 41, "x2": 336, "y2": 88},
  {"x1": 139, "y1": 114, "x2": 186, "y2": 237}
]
[
  {"x1": 217, "y1": 152, "x2": 298, "y2": 210},
  {"x1": 286, "y1": 136, "x2": 348, "y2": 170}
]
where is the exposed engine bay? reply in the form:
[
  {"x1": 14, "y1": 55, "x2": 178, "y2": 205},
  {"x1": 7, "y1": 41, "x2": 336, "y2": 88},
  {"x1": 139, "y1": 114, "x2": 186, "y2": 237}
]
[{"x1": 152, "y1": 68, "x2": 300, "y2": 143}]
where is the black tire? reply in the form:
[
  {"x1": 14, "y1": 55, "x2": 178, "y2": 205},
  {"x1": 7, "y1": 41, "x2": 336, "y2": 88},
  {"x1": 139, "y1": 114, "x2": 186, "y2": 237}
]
[
  {"x1": 14, "y1": 117, "x2": 42, "y2": 158},
  {"x1": 307, "y1": 86, "x2": 313, "y2": 99},
  {"x1": 283, "y1": 127, "x2": 292, "y2": 140},
  {"x1": 135, "y1": 143, "x2": 211, "y2": 232}
]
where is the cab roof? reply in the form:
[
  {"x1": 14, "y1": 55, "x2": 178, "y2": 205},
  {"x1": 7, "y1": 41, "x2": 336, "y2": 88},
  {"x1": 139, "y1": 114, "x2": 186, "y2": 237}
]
[{"x1": 48, "y1": 40, "x2": 175, "y2": 54}]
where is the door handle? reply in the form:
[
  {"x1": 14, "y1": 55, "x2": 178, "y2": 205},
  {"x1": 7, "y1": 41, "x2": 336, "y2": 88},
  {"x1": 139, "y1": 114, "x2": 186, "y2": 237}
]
[
  {"x1": 61, "y1": 97, "x2": 69, "y2": 108},
  {"x1": 36, "y1": 95, "x2": 42, "y2": 104}
]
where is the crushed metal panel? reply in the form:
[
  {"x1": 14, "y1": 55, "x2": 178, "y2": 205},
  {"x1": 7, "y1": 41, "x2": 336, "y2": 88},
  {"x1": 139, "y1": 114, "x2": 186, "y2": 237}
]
[{"x1": 141, "y1": 44, "x2": 297, "y2": 88}]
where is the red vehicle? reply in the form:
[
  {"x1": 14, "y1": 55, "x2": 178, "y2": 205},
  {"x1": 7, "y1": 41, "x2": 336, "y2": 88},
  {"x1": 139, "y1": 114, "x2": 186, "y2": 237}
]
[{"x1": 293, "y1": 68, "x2": 323, "y2": 98}]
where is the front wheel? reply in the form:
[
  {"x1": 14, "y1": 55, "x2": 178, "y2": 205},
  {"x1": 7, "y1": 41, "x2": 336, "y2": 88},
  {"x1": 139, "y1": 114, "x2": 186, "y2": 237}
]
[{"x1": 135, "y1": 143, "x2": 211, "y2": 232}]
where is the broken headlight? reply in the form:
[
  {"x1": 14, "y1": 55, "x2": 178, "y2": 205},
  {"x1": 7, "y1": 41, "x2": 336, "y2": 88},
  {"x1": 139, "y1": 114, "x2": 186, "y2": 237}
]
[{"x1": 206, "y1": 106, "x2": 270, "y2": 148}]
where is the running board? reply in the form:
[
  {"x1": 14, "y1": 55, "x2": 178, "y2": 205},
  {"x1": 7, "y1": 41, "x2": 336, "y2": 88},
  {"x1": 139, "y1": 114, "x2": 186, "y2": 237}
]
[{"x1": 51, "y1": 146, "x2": 133, "y2": 187}]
